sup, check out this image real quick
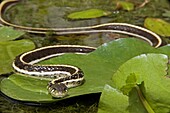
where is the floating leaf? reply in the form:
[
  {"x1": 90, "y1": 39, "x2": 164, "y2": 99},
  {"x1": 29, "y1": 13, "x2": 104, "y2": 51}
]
[
  {"x1": 144, "y1": 18, "x2": 170, "y2": 37},
  {"x1": 0, "y1": 26, "x2": 25, "y2": 42},
  {"x1": 1, "y1": 74, "x2": 52, "y2": 102},
  {"x1": 98, "y1": 85, "x2": 129, "y2": 113},
  {"x1": 67, "y1": 9, "x2": 111, "y2": 20},
  {"x1": 3, "y1": 38, "x2": 170, "y2": 102},
  {"x1": 98, "y1": 84, "x2": 147, "y2": 113},
  {"x1": 117, "y1": 1, "x2": 134, "y2": 11},
  {"x1": 111, "y1": 54, "x2": 170, "y2": 113},
  {"x1": 0, "y1": 40, "x2": 35, "y2": 74}
]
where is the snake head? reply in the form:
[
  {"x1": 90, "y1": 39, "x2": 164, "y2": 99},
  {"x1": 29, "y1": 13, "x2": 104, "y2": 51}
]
[{"x1": 47, "y1": 82, "x2": 68, "y2": 98}]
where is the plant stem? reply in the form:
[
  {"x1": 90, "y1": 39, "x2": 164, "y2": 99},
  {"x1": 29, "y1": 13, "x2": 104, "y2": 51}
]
[{"x1": 135, "y1": 85, "x2": 155, "y2": 113}]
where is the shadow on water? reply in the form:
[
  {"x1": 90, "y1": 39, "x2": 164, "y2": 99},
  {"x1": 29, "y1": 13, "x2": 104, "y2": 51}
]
[{"x1": 0, "y1": 90, "x2": 100, "y2": 113}]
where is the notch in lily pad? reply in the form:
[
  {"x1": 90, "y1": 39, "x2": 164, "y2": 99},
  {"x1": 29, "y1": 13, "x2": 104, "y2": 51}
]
[{"x1": 67, "y1": 9, "x2": 111, "y2": 20}]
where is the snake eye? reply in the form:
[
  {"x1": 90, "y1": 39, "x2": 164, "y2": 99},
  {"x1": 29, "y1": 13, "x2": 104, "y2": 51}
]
[{"x1": 64, "y1": 87, "x2": 68, "y2": 92}]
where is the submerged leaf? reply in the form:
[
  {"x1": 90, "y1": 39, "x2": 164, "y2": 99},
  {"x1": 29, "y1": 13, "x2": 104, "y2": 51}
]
[
  {"x1": 144, "y1": 18, "x2": 170, "y2": 36},
  {"x1": 117, "y1": 1, "x2": 134, "y2": 11},
  {"x1": 67, "y1": 9, "x2": 111, "y2": 19}
]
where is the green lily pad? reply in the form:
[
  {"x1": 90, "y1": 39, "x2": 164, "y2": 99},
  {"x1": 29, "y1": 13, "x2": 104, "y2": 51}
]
[
  {"x1": 97, "y1": 85, "x2": 129, "y2": 113},
  {"x1": 0, "y1": 40, "x2": 35, "y2": 74},
  {"x1": 1, "y1": 38, "x2": 160, "y2": 102},
  {"x1": 1, "y1": 74, "x2": 52, "y2": 102},
  {"x1": 67, "y1": 9, "x2": 111, "y2": 20},
  {"x1": 107, "y1": 53, "x2": 170, "y2": 113},
  {"x1": 144, "y1": 18, "x2": 170, "y2": 37},
  {"x1": 98, "y1": 84, "x2": 147, "y2": 113},
  {"x1": 0, "y1": 26, "x2": 25, "y2": 42}
]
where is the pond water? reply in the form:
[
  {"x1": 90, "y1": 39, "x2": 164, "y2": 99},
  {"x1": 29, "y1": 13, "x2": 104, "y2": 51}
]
[{"x1": 0, "y1": 0, "x2": 170, "y2": 113}]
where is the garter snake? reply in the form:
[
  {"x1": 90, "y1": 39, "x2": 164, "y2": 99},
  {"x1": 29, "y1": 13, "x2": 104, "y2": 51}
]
[{"x1": 0, "y1": 0, "x2": 162, "y2": 98}]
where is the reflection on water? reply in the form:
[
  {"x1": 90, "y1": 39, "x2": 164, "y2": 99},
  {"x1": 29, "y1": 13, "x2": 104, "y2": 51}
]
[
  {"x1": 5, "y1": 0, "x2": 115, "y2": 28},
  {"x1": 4, "y1": 0, "x2": 120, "y2": 48}
]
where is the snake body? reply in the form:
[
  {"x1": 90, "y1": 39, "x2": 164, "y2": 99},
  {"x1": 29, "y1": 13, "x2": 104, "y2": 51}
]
[
  {"x1": 0, "y1": 0, "x2": 162, "y2": 98},
  {"x1": 13, "y1": 45, "x2": 96, "y2": 98}
]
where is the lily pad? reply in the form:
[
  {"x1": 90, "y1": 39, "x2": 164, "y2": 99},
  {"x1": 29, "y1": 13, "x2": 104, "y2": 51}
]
[
  {"x1": 1, "y1": 74, "x2": 52, "y2": 102},
  {"x1": 0, "y1": 40, "x2": 35, "y2": 74},
  {"x1": 98, "y1": 84, "x2": 147, "y2": 113},
  {"x1": 108, "y1": 54, "x2": 170, "y2": 113},
  {"x1": 97, "y1": 85, "x2": 129, "y2": 113},
  {"x1": 0, "y1": 26, "x2": 25, "y2": 42},
  {"x1": 1, "y1": 38, "x2": 161, "y2": 102},
  {"x1": 144, "y1": 18, "x2": 170, "y2": 37},
  {"x1": 67, "y1": 9, "x2": 111, "y2": 20}
]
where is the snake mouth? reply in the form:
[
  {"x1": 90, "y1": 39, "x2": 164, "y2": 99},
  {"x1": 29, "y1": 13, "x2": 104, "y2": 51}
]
[
  {"x1": 50, "y1": 90, "x2": 68, "y2": 99},
  {"x1": 47, "y1": 82, "x2": 68, "y2": 98}
]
